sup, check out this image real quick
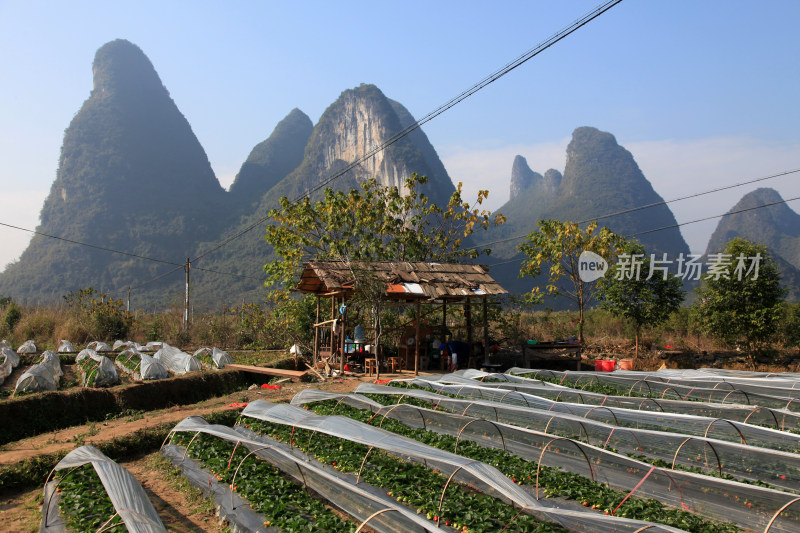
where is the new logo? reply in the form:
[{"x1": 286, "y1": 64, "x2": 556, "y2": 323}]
[{"x1": 578, "y1": 251, "x2": 608, "y2": 282}]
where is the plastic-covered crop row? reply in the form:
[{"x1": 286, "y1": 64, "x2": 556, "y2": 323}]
[
  {"x1": 511, "y1": 368, "x2": 800, "y2": 411},
  {"x1": 306, "y1": 388, "x2": 800, "y2": 532},
  {"x1": 41, "y1": 445, "x2": 165, "y2": 532},
  {"x1": 0, "y1": 346, "x2": 20, "y2": 385},
  {"x1": 17, "y1": 339, "x2": 36, "y2": 354},
  {"x1": 405, "y1": 376, "x2": 800, "y2": 454},
  {"x1": 154, "y1": 344, "x2": 201, "y2": 374},
  {"x1": 76, "y1": 349, "x2": 118, "y2": 387},
  {"x1": 57, "y1": 339, "x2": 75, "y2": 353},
  {"x1": 115, "y1": 348, "x2": 168, "y2": 381},
  {"x1": 193, "y1": 347, "x2": 233, "y2": 369},
  {"x1": 597, "y1": 367, "x2": 800, "y2": 396},
  {"x1": 166, "y1": 416, "x2": 450, "y2": 533},
  {"x1": 14, "y1": 350, "x2": 62, "y2": 393},
  {"x1": 495, "y1": 369, "x2": 800, "y2": 430},
  {"x1": 239, "y1": 399, "x2": 691, "y2": 533},
  {"x1": 351, "y1": 383, "x2": 800, "y2": 492}
]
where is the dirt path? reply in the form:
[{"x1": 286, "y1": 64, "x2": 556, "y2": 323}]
[{"x1": 0, "y1": 376, "x2": 366, "y2": 465}]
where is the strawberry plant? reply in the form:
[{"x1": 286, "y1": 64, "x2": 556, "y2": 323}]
[
  {"x1": 55, "y1": 463, "x2": 126, "y2": 532},
  {"x1": 237, "y1": 415, "x2": 566, "y2": 533},
  {"x1": 295, "y1": 399, "x2": 741, "y2": 533},
  {"x1": 170, "y1": 431, "x2": 356, "y2": 532}
]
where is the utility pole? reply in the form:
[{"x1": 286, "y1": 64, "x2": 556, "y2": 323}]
[
  {"x1": 127, "y1": 286, "x2": 131, "y2": 313},
  {"x1": 184, "y1": 258, "x2": 190, "y2": 331}
]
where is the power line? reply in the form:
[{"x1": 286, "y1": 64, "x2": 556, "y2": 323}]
[
  {"x1": 190, "y1": 0, "x2": 623, "y2": 263},
  {"x1": 0, "y1": 221, "x2": 183, "y2": 267},
  {"x1": 479, "y1": 167, "x2": 800, "y2": 248},
  {"x1": 485, "y1": 194, "x2": 800, "y2": 268}
]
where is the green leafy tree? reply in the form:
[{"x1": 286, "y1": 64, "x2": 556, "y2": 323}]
[
  {"x1": 691, "y1": 238, "x2": 786, "y2": 368},
  {"x1": 264, "y1": 173, "x2": 505, "y2": 373},
  {"x1": 518, "y1": 220, "x2": 624, "y2": 345},
  {"x1": 264, "y1": 173, "x2": 504, "y2": 290},
  {"x1": 63, "y1": 287, "x2": 131, "y2": 341},
  {"x1": 596, "y1": 241, "x2": 684, "y2": 358}
]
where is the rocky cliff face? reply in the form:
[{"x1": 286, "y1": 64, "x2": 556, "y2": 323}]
[
  {"x1": 705, "y1": 188, "x2": 800, "y2": 298},
  {"x1": 229, "y1": 108, "x2": 313, "y2": 202},
  {"x1": 0, "y1": 39, "x2": 226, "y2": 302},
  {"x1": 268, "y1": 84, "x2": 454, "y2": 206},
  {"x1": 509, "y1": 156, "x2": 542, "y2": 199}
]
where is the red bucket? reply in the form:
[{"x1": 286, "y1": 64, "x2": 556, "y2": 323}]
[{"x1": 594, "y1": 360, "x2": 616, "y2": 372}]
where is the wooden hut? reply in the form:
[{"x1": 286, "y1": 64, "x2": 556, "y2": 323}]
[{"x1": 295, "y1": 261, "x2": 507, "y2": 375}]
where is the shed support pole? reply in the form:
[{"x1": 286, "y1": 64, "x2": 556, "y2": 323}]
[
  {"x1": 483, "y1": 296, "x2": 490, "y2": 365},
  {"x1": 314, "y1": 296, "x2": 320, "y2": 366},
  {"x1": 415, "y1": 300, "x2": 421, "y2": 377},
  {"x1": 340, "y1": 294, "x2": 346, "y2": 374}
]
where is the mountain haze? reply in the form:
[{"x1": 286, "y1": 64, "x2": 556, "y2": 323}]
[
  {"x1": 1, "y1": 42, "x2": 703, "y2": 310},
  {"x1": 0, "y1": 39, "x2": 226, "y2": 303},
  {"x1": 486, "y1": 127, "x2": 691, "y2": 296},
  {"x1": 706, "y1": 188, "x2": 800, "y2": 300}
]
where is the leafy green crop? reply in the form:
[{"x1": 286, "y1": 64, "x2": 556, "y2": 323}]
[{"x1": 55, "y1": 464, "x2": 125, "y2": 532}]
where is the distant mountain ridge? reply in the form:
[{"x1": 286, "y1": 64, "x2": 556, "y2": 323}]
[
  {"x1": 0, "y1": 40, "x2": 457, "y2": 307},
  {"x1": 706, "y1": 188, "x2": 800, "y2": 300},
  {"x1": 5, "y1": 40, "x2": 783, "y2": 308}
]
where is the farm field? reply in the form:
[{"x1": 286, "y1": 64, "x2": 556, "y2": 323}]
[{"x1": 2, "y1": 361, "x2": 800, "y2": 532}]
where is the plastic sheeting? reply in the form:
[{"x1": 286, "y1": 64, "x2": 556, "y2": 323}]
[
  {"x1": 0, "y1": 339, "x2": 10, "y2": 349},
  {"x1": 86, "y1": 340, "x2": 112, "y2": 352},
  {"x1": 193, "y1": 347, "x2": 233, "y2": 369},
  {"x1": 144, "y1": 341, "x2": 163, "y2": 352},
  {"x1": 154, "y1": 344, "x2": 201, "y2": 374},
  {"x1": 76, "y1": 349, "x2": 118, "y2": 387},
  {"x1": 115, "y1": 349, "x2": 168, "y2": 381},
  {"x1": 412, "y1": 374, "x2": 800, "y2": 454},
  {"x1": 56, "y1": 340, "x2": 75, "y2": 353},
  {"x1": 510, "y1": 368, "x2": 800, "y2": 411},
  {"x1": 17, "y1": 339, "x2": 36, "y2": 354},
  {"x1": 42, "y1": 445, "x2": 165, "y2": 533},
  {"x1": 313, "y1": 387, "x2": 800, "y2": 532},
  {"x1": 15, "y1": 350, "x2": 62, "y2": 393},
  {"x1": 0, "y1": 347, "x2": 19, "y2": 385},
  {"x1": 239, "y1": 400, "x2": 687, "y2": 533},
  {"x1": 168, "y1": 416, "x2": 451, "y2": 533},
  {"x1": 112, "y1": 340, "x2": 144, "y2": 352},
  {"x1": 495, "y1": 369, "x2": 800, "y2": 430}
]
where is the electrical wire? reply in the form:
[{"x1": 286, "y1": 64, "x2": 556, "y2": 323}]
[
  {"x1": 0, "y1": 221, "x2": 184, "y2": 267},
  {"x1": 485, "y1": 194, "x2": 800, "y2": 268},
  {"x1": 190, "y1": 0, "x2": 623, "y2": 263},
  {"x1": 479, "y1": 167, "x2": 800, "y2": 248}
]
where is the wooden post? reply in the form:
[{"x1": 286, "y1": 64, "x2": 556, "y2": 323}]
[
  {"x1": 414, "y1": 300, "x2": 421, "y2": 377},
  {"x1": 442, "y1": 299, "x2": 447, "y2": 338},
  {"x1": 313, "y1": 296, "x2": 320, "y2": 366},
  {"x1": 183, "y1": 258, "x2": 190, "y2": 331},
  {"x1": 483, "y1": 296, "x2": 489, "y2": 365},
  {"x1": 465, "y1": 297, "x2": 472, "y2": 352},
  {"x1": 340, "y1": 294, "x2": 346, "y2": 374}
]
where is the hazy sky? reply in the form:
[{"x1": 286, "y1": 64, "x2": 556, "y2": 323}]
[{"x1": 1, "y1": 0, "x2": 799, "y2": 271}]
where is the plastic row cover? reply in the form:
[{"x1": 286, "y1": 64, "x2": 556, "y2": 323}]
[
  {"x1": 116, "y1": 348, "x2": 168, "y2": 380},
  {"x1": 511, "y1": 368, "x2": 800, "y2": 411},
  {"x1": 593, "y1": 368, "x2": 800, "y2": 397},
  {"x1": 420, "y1": 375, "x2": 800, "y2": 453},
  {"x1": 76, "y1": 349, "x2": 118, "y2": 387},
  {"x1": 42, "y1": 445, "x2": 165, "y2": 533},
  {"x1": 193, "y1": 347, "x2": 233, "y2": 369},
  {"x1": 351, "y1": 383, "x2": 800, "y2": 492},
  {"x1": 86, "y1": 341, "x2": 112, "y2": 352},
  {"x1": 170, "y1": 416, "x2": 447, "y2": 533},
  {"x1": 340, "y1": 386, "x2": 800, "y2": 530},
  {"x1": 497, "y1": 369, "x2": 800, "y2": 430},
  {"x1": 56, "y1": 340, "x2": 75, "y2": 353},
  {"x1": 17, "y1": 339, "x2": 36, "y2": 354},
  {"x1": 0, "y1": 347, "x2": 20, "y2": 385},
  {"x1": 154, "y1": 344, "x2": 201, "y2": 374},
  {"x1": 240, "y1": 400, "x2": 686, "y2": 533},
  {"x1": 113, "y1": 340, "x2": 144, "y2": 352},
  {"x1": 15, "y1": 350, "x2": 62, "y2": 393}
]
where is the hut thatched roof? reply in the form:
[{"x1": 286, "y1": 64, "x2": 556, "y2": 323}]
[{"x1": 295, "y1": 261, "x2": 507, "y2": 300}]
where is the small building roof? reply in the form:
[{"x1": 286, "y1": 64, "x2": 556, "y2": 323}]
[{"x1": 295, "y1": 261, "x2": 507, "y2": 300}]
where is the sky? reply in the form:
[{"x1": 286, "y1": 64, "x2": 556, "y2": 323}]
[{"x1": 1, "y1": 0, "x2": 799, "y2": 271}]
